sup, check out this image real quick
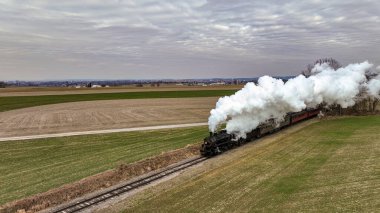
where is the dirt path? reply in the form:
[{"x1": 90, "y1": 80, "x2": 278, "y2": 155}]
[
  {"x1": 0, "y1": 122, "x2": 207, "y2": 142},
  {"x1": 0, "y1": 97, "x2": 217, "y2": 138}
]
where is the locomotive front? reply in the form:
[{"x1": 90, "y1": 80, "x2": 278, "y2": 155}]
[
  {"x1": 200, "y1": 133, "x2": 216, "y2": 156},
  {"x1": 200, "y1": 130, "x2": 232, "y2": 156}
]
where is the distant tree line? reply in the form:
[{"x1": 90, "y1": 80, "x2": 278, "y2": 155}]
[
  {"x1": 150, "y1": 82, "x2": 161, "y2": 87},
  {"x1": 0, "y1": 81, "x2": 6, "y2": 88}
]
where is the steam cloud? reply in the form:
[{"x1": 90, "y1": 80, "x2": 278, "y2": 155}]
[
  {"x1": 208, "y1": 61, "x2": 380, "y2": 137},
  {"x1": 367, "y1": 76, "x2": 380, "y2": 99}
]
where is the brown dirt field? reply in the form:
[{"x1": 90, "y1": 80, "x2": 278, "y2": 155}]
[
  {"x1": 0, "y1": 85, "x2": 242, "y2": 97},
  {"x1": 0, "y1": 145, "x2": 200, "y2": 213},
  {"x1": 0, "y1": 97, "x2": 218, "y2": 137}
]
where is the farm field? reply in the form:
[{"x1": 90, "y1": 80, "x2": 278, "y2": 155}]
[
  {"x1": 0, "y1": 89, "x2": 235, "y2": 112},
  {"x1": 114, "y1": 116, "x2": 380, "y2": 212},
  {"x1": 0, "y1": 97, "x2": 218, "y2": 137},
  {"x1": 0, "y1": 85, "x2": 242, "y2": 97},
  {"x1": 0, "y1": 126, "x2": 208, "y2": 205}
]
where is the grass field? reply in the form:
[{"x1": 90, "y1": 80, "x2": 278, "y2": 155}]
[
  {"x1": 0, "y1": 90, "x2": 235, "y2": 112},
  {"x1": 0, "y1": 126, "x2": 208, "y2": 205},
  {"x1": 122, "y1": 116, "x2": 380, "y2": 212}
]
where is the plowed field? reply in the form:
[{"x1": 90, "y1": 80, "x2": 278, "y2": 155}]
[{"x1": 0, "y1": 97, "x2": 218, "y2": 137}]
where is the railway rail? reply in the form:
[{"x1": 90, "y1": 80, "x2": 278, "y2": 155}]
[{"x1": 50, "y1": 156, "x2": 207, "y2": 213}]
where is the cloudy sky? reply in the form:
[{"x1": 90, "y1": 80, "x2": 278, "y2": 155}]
[{"x1": 0, "y1": 0, "x2": 379, "y2": 80}]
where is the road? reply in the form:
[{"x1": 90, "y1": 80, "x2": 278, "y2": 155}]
[{"x1": 0, "y1": 122, "x2": 208, "y2": 142}]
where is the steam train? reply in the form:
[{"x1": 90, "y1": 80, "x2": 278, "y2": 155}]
[{"x1": 200, "y1": 108, "x2": 320, "y2": 156}]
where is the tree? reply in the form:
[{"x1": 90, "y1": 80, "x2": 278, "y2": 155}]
[
  {"x1": 302, "y1": 58, "x2": 342, "y2": 77},
  {"x1": 364, "y1": 69, "x2": 380, "y2": 112},
  {"x1": 0, "y1": 81, "x2": 6, "y2": 88}
]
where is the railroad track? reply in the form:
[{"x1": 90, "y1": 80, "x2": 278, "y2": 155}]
[{"x1": 51, "y1": 156, "x2": 207, "y2": 213}]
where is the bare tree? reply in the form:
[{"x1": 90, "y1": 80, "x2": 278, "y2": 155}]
[
  {"x1": 302, "y1": 58, "x2": 342, "y2": 77},
  {"x1": 365, "y1": 69, "x2": 378, "y2": 81},
  {"x1": 364, "y1": 69, "x2": 380, "y2": 112},
  {"x1": 372, "y1": 99, "x2": 378, "y2": 112}
]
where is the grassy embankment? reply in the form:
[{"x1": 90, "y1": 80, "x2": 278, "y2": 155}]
[
  {"x1": 0, "y1": 126, "x2": 208, "y2": 205},
  {"x1": 0, "y1": 90, "x2": 236, "y2": 112},
  {"x1": 123, "y1": 116, "x2": 380, "y2": 212}
]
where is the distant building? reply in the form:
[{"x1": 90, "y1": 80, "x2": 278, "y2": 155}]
[{"x1": 210, "y1": 82, "x2": 226, "y2": 86}]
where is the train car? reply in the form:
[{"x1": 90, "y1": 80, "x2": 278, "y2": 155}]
[
  {"x1": 291, "y1": 111, "x2": 309, "y2": 123},
  {"x1": 258, "y1": 121, "x2": 275, "y2": 136},
  {"x1": 307, "y1": 108, "x2": 320, "y2": 117},
  {"x1": 290, "y1": 108, "x2": 320, "y2": 124},
  {"x1": 257, "y1": 114, "x2": 291, "y2": 137},
  {"x1": 279, "y1": 114, "x2": 291, "y2": 128}
]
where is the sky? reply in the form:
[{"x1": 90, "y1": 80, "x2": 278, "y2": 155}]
[{"x1": 0, "y1": 0, "x2": 379, "y2": 80}]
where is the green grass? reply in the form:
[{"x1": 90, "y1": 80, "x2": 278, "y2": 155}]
[
  {"x1": 124, "y1": 116, "x2": 380, "y2": 212},
  {"x1": 0, "y1": 126, "x2": 209, "y2": 205},
  {"x1": 0, "y1": 90, "x2": 236, "y2": 112}
]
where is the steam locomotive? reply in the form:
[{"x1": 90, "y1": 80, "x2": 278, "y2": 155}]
[{"x1": 200, "y1": 108, "x2": 320, "y2": 156}]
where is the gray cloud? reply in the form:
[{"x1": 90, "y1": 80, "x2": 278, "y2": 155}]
[{"x1": 0, "y1": 0, "x2": 379, "y2": 80}]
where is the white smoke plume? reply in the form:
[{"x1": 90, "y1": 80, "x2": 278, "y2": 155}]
[
  {"x1": 208, "y1": 61, "x2": 379, "y2": 137},
  {"x1": 367, "y1": 68, "x2": 380, "y2": 99}
]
